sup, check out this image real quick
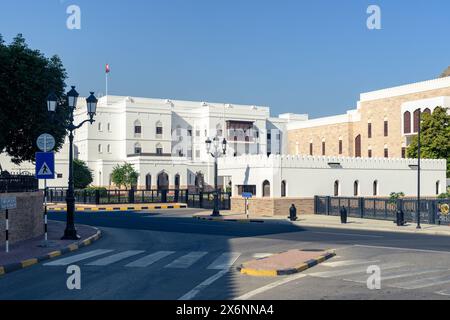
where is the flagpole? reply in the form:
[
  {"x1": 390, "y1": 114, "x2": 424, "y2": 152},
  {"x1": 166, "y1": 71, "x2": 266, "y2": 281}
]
[{"x1": 105, "y1": 70, "x2": 108, "y2": 105}]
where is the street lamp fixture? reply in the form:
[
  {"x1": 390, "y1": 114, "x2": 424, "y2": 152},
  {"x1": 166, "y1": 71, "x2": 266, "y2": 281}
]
[
  {"x1": 47, "y1": 86, "x2": 98, "y2": 240},
  {"x1": 205, "y1": 136, "x2": 227, "y2": 217}
]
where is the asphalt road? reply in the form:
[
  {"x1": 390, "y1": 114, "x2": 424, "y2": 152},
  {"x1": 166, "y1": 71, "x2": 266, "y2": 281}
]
[{"x1": 1, "y1": 209, "x2": 450, "y2": 300}]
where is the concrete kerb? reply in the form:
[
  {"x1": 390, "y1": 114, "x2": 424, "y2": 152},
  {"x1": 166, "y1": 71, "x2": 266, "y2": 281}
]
[
  {"x1": 0, "y1": 228, "x2": 102, "y2": 276},
  {"x1": 237, "y1": 250, "x2": 336, "y2": 277}
]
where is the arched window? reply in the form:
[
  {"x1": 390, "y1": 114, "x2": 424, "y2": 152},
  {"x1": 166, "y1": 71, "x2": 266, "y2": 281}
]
[
  {"x1": 338, "y1": 139, "x2": 343, "y2": 155},
  {"x1": 216, "y1": 123, "x2": 223, "y2": 137},
  {"x1": 134, "y1": 143, "x2": 142, "y2": 154},
  {"x1": 98, "y1": 122, "x2": 103, "y2": 131},
  {"x1": 134, "y1": 120, "x2": 142, "y2": 136},
  {"x1": 436, "y1": 181, "x2": 441, "y2": 195},
  {"x1": 355, "y1": 135, "x2": 361, "y2": 157},
  {"x1": 145, "y1": 174, "x2": 152, "y2": 190},
  {"x1": 373, "y1": 180, "x2": 378, "y2": 196},
  {"x1": 156, "y1": 121, "x2": 163, "y2": 136},
  {"x1": 98, "y1": 144, "x2": 102, "y2": 153},
  {"x1": 156, "y1": 143, "x2": 163, "y2": 155},
  {"x1": 334, "y1": 180, "x2": 339, "y2": 196},
  {"x1": 262, "y1": 180, "x2": 270, "y2": 197},
  {"x1": 353, "y1": 180, "x2": 359, "y2": 196},
  {"x1": 413, "y1": 109, "x2": 421, "y2": 132},
  {"x1": 107, "y1": 123, "x2": 111, "y2": 132},
  {"x1": 423, "y1": 108, "x2": 431, "y2": 115},
  {"x1": 195, "y1": 172, "x2": 204, "y2": 191},
  {"x1": 404, "y1": 111, "x2": 411, "y2": 134},
  {"x1": 107, "y1": 144, "x2": 111, "y2": 153},
  {"x1": 281, "y1": 181, "x2": 286, "y2": 197},
  {"x1": 322, "y1": 139, "x2": 326, "y2": 156}
]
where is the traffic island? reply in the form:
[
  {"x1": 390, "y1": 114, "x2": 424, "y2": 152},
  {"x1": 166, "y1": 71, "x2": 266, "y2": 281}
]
[
  {"x1": 0, "y1": 220, "x2": 101, "y2": 276},
  {"x1": 238, "y1": 249, "x2": 336, "y2": 277}
]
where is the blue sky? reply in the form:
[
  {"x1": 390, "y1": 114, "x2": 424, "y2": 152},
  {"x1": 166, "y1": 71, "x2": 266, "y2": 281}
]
[{"x1": 0, "y1": 0, "x2": 449, "y2": 118}]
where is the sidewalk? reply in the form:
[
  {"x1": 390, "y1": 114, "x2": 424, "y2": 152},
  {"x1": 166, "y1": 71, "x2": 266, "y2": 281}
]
[
  {"x1": 0, "y1": 220, "x2": 101, "y2": 275},
  {"x1": 192, "y1": 211, "x2": 450, "y2": 236},
  {"x1": 49, "y1": 203, "x2": 187, "y2": 212}
]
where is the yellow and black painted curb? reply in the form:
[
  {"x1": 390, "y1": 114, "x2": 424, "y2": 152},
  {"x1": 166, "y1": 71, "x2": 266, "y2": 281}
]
[
  {"x1": 237, "y1": 251, "x2": 336, "y2": 277},
  {"x1": 193, "y1": 216, "x2": 265, "y2": 223},
  {"x1": 48, "y1": 204, "x2": 188, "y2": 212},
  {"x1": 0, "y1": 229, "x2": 102, "y2": 277}
]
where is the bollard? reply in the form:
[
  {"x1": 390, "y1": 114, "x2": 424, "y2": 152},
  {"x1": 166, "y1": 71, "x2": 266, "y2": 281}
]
[
  {"x1": 340, "y1": 206, "x2": 347, "y2": 224},
  {"x1": 289, "y1": 204, "x2": 297, "y2": 221}
]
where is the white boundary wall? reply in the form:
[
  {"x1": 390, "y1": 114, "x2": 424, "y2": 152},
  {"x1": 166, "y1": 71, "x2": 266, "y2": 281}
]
[{"x1": 219, "y1": 155, "x2": 447, "y2": 198}]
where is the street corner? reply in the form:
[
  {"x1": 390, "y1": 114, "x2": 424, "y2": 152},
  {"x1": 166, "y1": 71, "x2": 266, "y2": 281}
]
[
  {"x1": 0, "y1": 226, "x2": 102, "y2": 276},
  {"x1": 237, "y1": 249, "x2": 336, "y2": 277}
]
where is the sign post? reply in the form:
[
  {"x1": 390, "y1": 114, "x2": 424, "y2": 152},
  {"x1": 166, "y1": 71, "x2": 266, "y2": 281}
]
[
  {"x1": 242, "y1": 192, "x2": 253, "y2": 219},
  {"x1": 1, "y1": 197, "x2": 17, "y2": 253},
  {"x1": 36, "y1": 141, "x2": 56, "y2": 245}
]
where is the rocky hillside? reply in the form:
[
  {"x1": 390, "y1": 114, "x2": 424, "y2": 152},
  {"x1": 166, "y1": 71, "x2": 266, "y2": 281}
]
[{"x1": 440, "y1": 66, "x2": 450, "y2": 78}]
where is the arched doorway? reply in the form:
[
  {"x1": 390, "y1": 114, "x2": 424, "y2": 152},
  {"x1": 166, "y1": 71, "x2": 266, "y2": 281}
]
[
  {"x1": 281, "y1": 181, "x2": 286, "y2": 197},
  {"x1": 145, "y1": 174, "x2": 152, "y2": 190},
  {"x1": 195, "y1": 172, "x2": 204, "y2": 192},
  {"x1": 174, "y1": 174, "x2": 180, "y2": 202},
  {"x1": 334, "y1": 180, "x2": 339, "y2": 196},
  {"x1": 157, "y1": 172, "x2": 169, "y2": 203},
  {"x1": 262, "y1": 180, "x2": 270, "y2": 197}
]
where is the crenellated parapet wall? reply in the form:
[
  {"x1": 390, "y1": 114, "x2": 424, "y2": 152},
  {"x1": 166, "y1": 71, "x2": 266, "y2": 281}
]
[{"x1": 219, "y1": 154, "x2": 446, "y2": 171}]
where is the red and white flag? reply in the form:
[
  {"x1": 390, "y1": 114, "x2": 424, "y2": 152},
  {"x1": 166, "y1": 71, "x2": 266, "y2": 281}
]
[{"x1": 105, "y1": 64, "x2": 110, "y2": 74}]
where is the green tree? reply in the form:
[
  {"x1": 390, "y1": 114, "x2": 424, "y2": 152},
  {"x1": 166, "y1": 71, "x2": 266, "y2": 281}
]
[
  {"x1": 407, "y1": 107, "x2": 450, "y2": 177},
  {"x1": 111, "y1": 163, "x2": 139, "y2": 189},
  {"x1": 0, "y1": 34, "x2": 69, "y2": 164},
  {"x1": 73, "y1": 159, "x2": 93, "y2": 189}
]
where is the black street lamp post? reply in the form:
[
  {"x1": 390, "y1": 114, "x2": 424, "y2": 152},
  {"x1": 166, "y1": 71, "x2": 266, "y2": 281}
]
[
  {"x1": 47, "y1": 86, "x2": 98, "y2": 240},
  {"x1": 417, "y1": 109, "x2": 422, "y2": 229},
  {"x1": 205, "y1": 137, "x2": 227, "y2": 217}
]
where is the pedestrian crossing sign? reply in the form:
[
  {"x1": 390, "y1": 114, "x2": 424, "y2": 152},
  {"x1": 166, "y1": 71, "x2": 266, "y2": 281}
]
[{"x1": 36, "y1": 152, "x2": 55, "y2": 179}]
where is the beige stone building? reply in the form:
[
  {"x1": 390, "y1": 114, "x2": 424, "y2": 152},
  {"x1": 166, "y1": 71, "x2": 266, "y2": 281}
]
[{"x1": 288, "y1": 76, "x2": 450, "y2": 159}]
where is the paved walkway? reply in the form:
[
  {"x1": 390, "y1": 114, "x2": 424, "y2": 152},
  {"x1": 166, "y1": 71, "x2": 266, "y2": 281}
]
[
  {"x1": 0, "y1": 220, "x2": 99, "y2": 267},
  {"x1": 193, "y1": 211, "x2": 450, "y2": 236}
]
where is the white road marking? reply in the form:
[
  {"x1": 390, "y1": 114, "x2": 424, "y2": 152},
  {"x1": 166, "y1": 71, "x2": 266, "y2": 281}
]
[
  {"x1": 164, "y1": 251, "x2": 208, "y2": 269},
  {"x1": 343, "y1": 268, "x2": 448, "y2": 283},
  {"x1": 436, "y1": 288, "x2": 450, "y2": 296},
  {"x1": 44, "y1": 249, "x2": 114, "y2": 266},
  {"x1": 235, "y1": 273, "x2": 308, "y2": 300},
  {"x1": 207, "y1": 253, "x2": 241, "y2": 270},
  {"x1": 308, "y1": 263, "x2": 407, "y2": 278},
  {"x1": 311, "y1": 231, "x2": 384, "y2": 238},
  {"x1": 125, "y1": 251, "x2": 175, "y2": 267},
  {"x1": 321, "y1": 259, "x2": 379, "y2": 268},
  {"x1": 252, "y1": 253, "x2": 274, "y2": 259},
  {"x1": 86, "y1": 250, "x2": 145, "y2": 266},
  {"x1": 354, "y1": 245, "x2": 450, "y2": 255},
  {"x1": 390, "y1": 274, "x2": 450, "y2": 290},
  {"x1": 179, "y1": 268, "x2": 231, "y2": 300}
]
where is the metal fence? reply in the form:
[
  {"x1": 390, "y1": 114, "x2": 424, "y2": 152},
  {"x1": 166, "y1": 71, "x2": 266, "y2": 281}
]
[
  {"x1": 187, "y1": 191, "x2": 232, "y2": 210},
  {"x1": 314, "y1": 196, "x2": 450, "y2": 225},
  {"x1": 47, "y1": 187, "x2": 231, "y2": 209},
  {"x1": 0, "y1": 173, "x2": 39, "y2": 193}
]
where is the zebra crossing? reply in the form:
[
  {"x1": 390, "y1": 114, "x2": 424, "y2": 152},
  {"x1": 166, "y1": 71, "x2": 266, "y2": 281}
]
[
  {"x1": 308, "y1": 258, "x2": 450, "y2": 296},
  {"x1": 43, "y1": 249, "x2": 245, "y2": 271}
]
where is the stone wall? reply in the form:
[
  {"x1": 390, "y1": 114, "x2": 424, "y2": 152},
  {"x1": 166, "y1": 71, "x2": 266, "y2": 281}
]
[
  {"x1": 0, "y1": 192, "x2": 44, "y2": 245},
  {"x1": 231, "y1": 197, "x2": 315, "y2": 217}
]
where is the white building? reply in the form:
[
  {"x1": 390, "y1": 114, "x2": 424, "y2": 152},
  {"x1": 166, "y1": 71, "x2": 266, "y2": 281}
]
[
  {"x1": 0, "y1": 95, "x2": 294, "y2": 190},
  {"x1": 219, "y1": 154, "x2": 447, "y2": 198}
]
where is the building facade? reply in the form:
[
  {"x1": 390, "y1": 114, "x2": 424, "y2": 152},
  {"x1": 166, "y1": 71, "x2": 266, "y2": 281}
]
[{"x1": 287, "y1": 76, "x2": 450, "y2": 159}]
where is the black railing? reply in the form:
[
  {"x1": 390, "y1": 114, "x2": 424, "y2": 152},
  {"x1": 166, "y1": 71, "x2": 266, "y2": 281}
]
[
  {"x1": 46, "y1": 187, "x2": 231, "y2": 209},
  {"x1": 314, "y1": 196, "x2": 450, "y2": 225},
  {"x1": 0, "y1": 173, "x2": 39, "y2": 193}
]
